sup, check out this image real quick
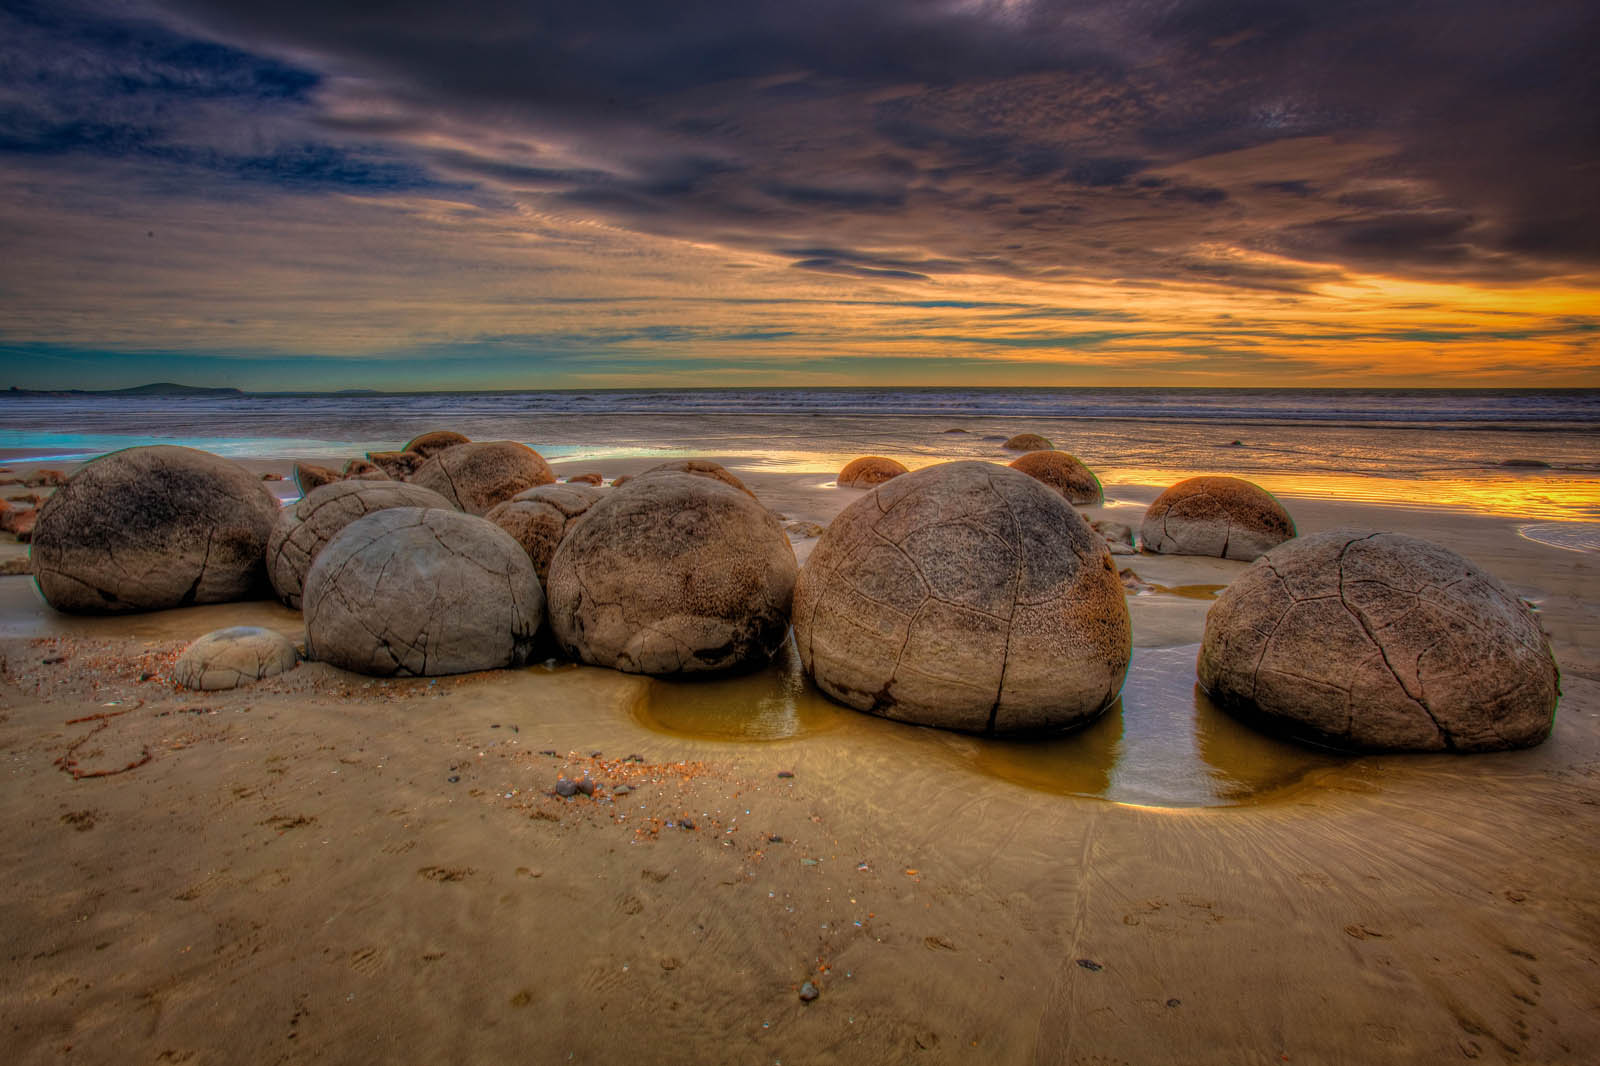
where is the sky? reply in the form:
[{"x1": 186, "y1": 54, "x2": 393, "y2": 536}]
[{"x1": 1, "y1": 0, "x2": 1596, "y2": 390}]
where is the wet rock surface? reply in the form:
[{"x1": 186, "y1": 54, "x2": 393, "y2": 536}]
[
  {"x1": 1009, "y1": 450, "x2": 1103, "y2": 505},
  {"x1": 410, "y1": 441, "x2": 556, "y2": 515},
  {"x1": 1198, "y1": 530, "x2": 1560, "y2": 752},
  {"x1": 793, "y1": 461, "x2": 1131, "y2": 734},
  {"x1": 304, "y1": 507, "x2": 544, "y2": 676},
  {"x1": 546, "y1": 473, "x2": 797, "y2": 675},
  {"x1": 31, "y1": 446, "x2": 279, "y2": 614},
  {"x1": 485, "y1": 482, "x2": 605, "y2": 584},
  {"x1": 172, "y1": 625, "x2": 299, "y2": 690},
  {"x1": 1140, "y1": 475, "x2": 1294, "y2": 561},
  {"x1": 838, "y1": 456, "x2": 908, "y2": 488}
]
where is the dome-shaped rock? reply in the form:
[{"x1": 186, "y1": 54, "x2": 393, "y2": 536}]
[
  {"x1": 410, "y1": 440, "x2": 555, "y2": 515},
  {"x1": 403, "y1": 430, "x2": 471, "y2": 458},
  {"x1": 793, "y1": 461, "x2": 1131, "y2": 734},
  {"x1": 546, "y1": 473, "x2": 796, "y2": 675},
  {"x1": 1140, "y1": 476, "x2": 1294, "y2": 561},
  {"x1": 631, "y1": 459, "x2": 755, "y2": 498},
  {"x1": 485, "y1": 483, "x2": 605, "y2": 584},
  {"x1": 294, "y1": 462, "x2": 341, "y2": 496},
  {"x1": 172, "y1": 626, "x2": 299, "y2": 690},
  {"x1": 31, "y1": 446, "x2": 279, "y2": 613},
  {"x1": 1002, "y1": 433, "x2": 1053, "y2": 452},
  {"x1": 838, "y1": 456, "x2": 908, "y2": 489},
  {"x1": 1008, "y1": 450, "x2": 1103, "y2": 505},
  {"x1": 342, "y1": 458, "x2": 390, "y2": 481},
  {"x1": 304, "y1": 508, "x2": 543, "y2": 676},
  {"x1": 1199, "y1": 530, "x2": 1559, "y2": 752},
  {"x1": 267, "y1": 480, "x2": 455, "y2": 609}
]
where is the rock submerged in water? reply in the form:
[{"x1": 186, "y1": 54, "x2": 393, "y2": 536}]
[
  {"x1": 267, "y1": 480, "x2": 456, "y2": 609},
  {"x1": 31, "y1": 446, "x2": 279, "y2": 613},
  {"x1": 410, "y1": 441, "x2": 556, "y2": 515},
  {"x1": 172, "y1": 626, "x2": 299, "y2": 690},
  {"x1": 304, "y1": 507, "x2": 544, "y2": 676},
  {"x1": 1198, "y1": 530, "x2": 1560, "y2": 752},
  {"x1": 1139, "y1": 475, "x2": 1294, "y2": 561},
  {"x1": 1001, "y1": 433, "x2": 1053, "y2": 452},
  {"x1": 1008, "y1": 450, "x2": 1103, "y2": 505},
  {"x1": 793, "y1": 461, "x2": 1131, "y2": 734},
  {"x1": 838, "y1": 456, "x2": 908, "y2": 488},
  {"x1": 485, "y1": 482, "x2": 605, "y2": 585},
  {"x1": 546, "y1": 473, "x2": 797, "y2": 675}
]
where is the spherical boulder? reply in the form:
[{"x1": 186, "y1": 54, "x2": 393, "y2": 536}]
[
  {"x1": 838, "y1": 456, "x2": 908, "y2": 489},
  {"x1": 631, "y1": 459, "x2": 755, "y2": 498},
  {"x1": 267, "y1": 480, "x2": 455, "y2": 609},
  {"x1": 404, "y1": 430, "x2": 471, "y2": 458},
  {"x1": 485, "y1": 483, "x2": 605, "y2": 584},
  {"x1": 304, "y1": 507, "x2": 543, "y2": 676},
  {"x1": 546, "y1": 473, "x2": 797, "y2": 675},
  {"x1": 31, "y1": 446, "x2": 279, "y2": 613},
  {"x1": 410, "y1": 440, "x2": 555, "y2": 515},
  {"x1": 172, "y1": 626, "x2": 299, "y2": 691},
  {"x1": 1002, "y1": 433, "x2": 1053, "y2": 452},
  {"x1": 1140, "y1": 476, "x2": 1294, "y2": 561},
  {"x1": 1008, "y1": 450, "x2": 1103, "y2": 505},
  {"x1": 793, "y1": 461, "x2": 1131, "y2": 734},
  {"x1": 294, "y1": 462, "x2": 341, "y2": 496},
  {"x1": 1198, "y1": 531, "x2": 1559, "y2": 752}
]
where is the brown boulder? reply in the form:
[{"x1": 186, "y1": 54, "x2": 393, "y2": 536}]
[
  {"x1": 410, "y1": 440, "x2": 556, "y2": 515},
  {"x1": 838, "y1": 456, "x2": 908, "y2": 488},
  {"x1": 1008, "y1": 450, "x2": 1103, "y2": 505},
  {"x1": 793, "y1": 461, "x2": 1131, "y2": 734},
  {"x1": 565, "y1": 472, "x2": 604, "y2": 485},
  {"x1": 366, "y1": 450, "x2": 426, "y2": 479},
  {"x1": 342, "y1": 458, "x2": 391, "y2": 481},
  {"x1": 631, "y1": 459, "x2": 755, "y2": 498},
  {"x1": 403, "y1": 430, "x2": 471, "y2": 458},
  {"x1": 1140, "y1": 476, "x2": 1294, "y2": 561},
  {"x1": 1001, "y1": 433, "x2": 1053, "y2": 452},
  {"x1": 294, "y1": 462, "x2": 341, "y2": 495},
  {"x1": 485, "y1": 483, "x2": 605, "y2": 584},
  {"x1": 1199, "y1": 531, "x2": 1560, "y2": 752}
]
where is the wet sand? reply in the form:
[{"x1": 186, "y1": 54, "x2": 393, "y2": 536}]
[{"x1": 1, "y1": 462, "x2": 1597, "y2": 1065}]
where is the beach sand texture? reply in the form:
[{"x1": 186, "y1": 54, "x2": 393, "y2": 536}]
[{"x1": 1, "y1": 440, "x2": 1597, "y2": 1065}]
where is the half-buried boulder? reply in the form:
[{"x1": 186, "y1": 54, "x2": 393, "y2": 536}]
[
  {"x1": 267, "y1": 480, "x2": 455, "y2": 609},
  {"x1": 793, "y1": 461, "x2": 1131, "y2": 734},
  {"x1": 172, "y1": 626, "x2": 299, "y2": 690},
  {"x1": 1008, "y1": 450, "x2": 1103, "y2": 505},
  {"x1": 403, "y1": 430, "x2": 471, "y2": 458},
  {"x1": 366, "y1": 450, "x2": 426, "y2": 479},
  {"x1": 304, "y1": 507, "x2": 543, "y2": 676},
  {"x1": 838, "y1": 456, "x2": 908, "y2": 488},
  {"x1": 342, "y1": 458, "x2": 390, "y2": 481},
  {"x1": 1198, "y1": 530, "x2": 1560, "y2": 752},
  {"x1": 31, "y1": 446, "x2": 279, "y2": 613},
  {"x1": 294, "y1": 462, "x2": 341, "y2": 495},
  {"x1": 485, "y1": 483, "x2": 604, "y2": 585},
  {"x1": 1139, "y1": 476, "x2": 1294, "y2": 561},
  {"x1": 1002, "y1": 433, "x2": 1053, "y2": 452},
  {"x1": 631, "y1": 459, "x2": 755, "y2": 498},
  {"x1": 546, "y1": 473, "x2": 796, "y2": 675},
  {"x1": 410, "y1": 440, "x2": 556, "y2": 515}
]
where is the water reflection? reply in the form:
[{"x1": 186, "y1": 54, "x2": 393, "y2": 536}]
[{"x1": 634, "y1": 637, "x2": 850, "y2": 741}]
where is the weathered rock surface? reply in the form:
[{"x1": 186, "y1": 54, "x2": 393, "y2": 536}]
[
  {"x1": 1140, "y1": 476, "x2": 1294, "y2": 561},
  {"x1": 793, "y1": 461, "x2": 1131, "y2": 734},
  {"x1": 366, "y1": 450, "x2": 426, "y2": 479},
  {"x1": 172, "y1": 626, "x2": 299, "y2": 690},
  {"x1": 546, "y1": 473, "x2": 797, "y2": 675},
  {"x1": 267, "y1": 480, "x2": 455, "y2": 609},
  {"x1": 838, "y1": 456, "x2": 908, "y2": 488},
  {"x1": 1198, "y1": 530, "x2": 1560, "y2": 752},
  {"x1": 565, "y1": 472, "x2": 604, "y2": 485},
  {"x1": 341, "y1": 458, "x2": 390, "y2": 481},
  {"x1": 31, "y1": 446, "x2": 279, "y2": 613},
  {"x1": 631, "y1": 459, "x2": 755, "y2": 498},
  {"x1": 410, "y1": 440, "x2": 556, "y2": 515},
  {"x1": 403, "y1": 430, "x2": 471, "y2": 458},
  {"x1": 485, "y1": 483, "x2": 605, "y2": 584},
  {"x1": 294, "y1": 462, "x2": 341, "y2": 495},
  {"x1": 1002, "y1": 433, "x2": 1053, "y2": 452},
  {"x1": 304, "y1": 507, "x2": 543, "y2": 676},
  {"x1": 1009, "y1": 450, "x2": 1103, "y2": 505}
]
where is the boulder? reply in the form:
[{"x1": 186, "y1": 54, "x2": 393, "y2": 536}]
[
  {"x1": 631, "y1": 459, "x2": 755, "y2": 498},
  {"x1": 1091, "y1": 519, "x2": 1136, "y2": 555},
  {"x1": 565, "y1": 472, "x2": 604, "y2": 485},
  {"x1": 30, "y1": 445, "x2": 279, "y2": 613},
  {"x1": 546, "y1": 473, "x2": 797, "y2": 675},
  {"x1": 294, "y1": 462, "x2": 341, "y2": 495},
  {"x1": 366, "y1": 450, "x2": 426, "y2": 479},
  {"x1": 403, "y1": 430, "x2": 471, "y2": 458},
  {"x1": 793, "y1": 461, "x2": 1131, "y2": 734},
  {"x1": 342, "y1": 458, "x2": 391, "y2": 481},
  {"x1": 1008, "y1": 450, "x2": 1103, "y2": 505},
  {"x1": 410, "y1": 440, "x2": 556, "y2": 515},
  {"x1": 1001, "y1": 433, "x2": 1053, "y2": 452},
  {"x1": 304, "y1": 507, "x2": 543, "y2": 676},
  {"x1": 267, "y1": 480, "x2": 455, "y2": 609},
  {"x1": 172, "y1": 626, "x2": 299, "y2": 691},
  {"x1": 838, "y1": 456, "x2": 908, "y2": 488},
  {"x1": 1139, "y1": 476, "x2": 1294, "y2": 561},
  {"x1": 1198, "y1": 531, "x2": 1560, "y2": 752},
  {"x1": 484, "y1": 483, "x2": 605, "y2": 584}
]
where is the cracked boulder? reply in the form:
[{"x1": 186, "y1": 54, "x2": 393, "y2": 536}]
[
  {"x1": 629, "y1": 459, "x2": 755, "y2": 498},
  {"x1": 1139, "y1": 476, "x2": 1294, "y2": 561},
  {"x1": 267, "y1": 480, "x2": 455, "y2": 609},
  {"x1": 1008, "y1": 450, "x2": 1103, "y2": 505},
  {"x1": 173, "y1": 626, "x2": 299, "y2": 691},
  {"x1": 1198, "y1": 530, "x2": 1559, "y2": 752},
  {"x1": 31, "y1": 445, "x2": 279, "y2": 613},
  {"x1": 403, "y1": 430, "x2": 471, "y2": 458},
  {"x1": 485, "y1": 482, "x2": 604, "y2": 585},
  {"x1": 792, "y1": 461, "x2": 1131, "y2": 734},
  {"x1": 410, "y1": 440, "x2": 556, "y2": 515},
  {"x1": 838, "y1": 456, "x2": 908, "y2": 489},
  {"x1": 304, "y1": 507, "x2": 543, "y2": 676},
  {"x1": 546, "y1": 473, "x2": 796, "y2": 675}
]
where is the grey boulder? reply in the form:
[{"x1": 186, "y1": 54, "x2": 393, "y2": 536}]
[
  {"x1": 410, "y1": 440, "x2": 555, "y2": 515},
  {"x1": 173, "y1": 626, "x2": 299, "y2": 690},
  {"x1": 485, "y1": 482, "x2": 605, "y2": 585}
]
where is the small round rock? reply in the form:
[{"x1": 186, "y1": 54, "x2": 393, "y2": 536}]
[
  {"x1": 410, "y1": 441, "x2": 557, "y2": 515},
  {"x1": 1140, "y1": 475, "x2": 1294, "y2": 561},
  {"x1": 172, "y1": 626, "x2": 299, "y2": 691},
  {"x1": 1198, "y1": 530, "x2": 1560, "y2": 752},
  {"x1": 838, "y1": 456, "x2": 908, "y2": 489},
  {"x1": 1008, "y1": 450, "x2": 1103, "y2": 505},
  {"x1": 1002, "y1": 433, "x2": 1053, "y2": 452}
]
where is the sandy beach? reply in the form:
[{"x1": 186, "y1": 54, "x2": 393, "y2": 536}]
[{"x1": 1, "y1": 446, "x2": 1596, "y2": 1066}]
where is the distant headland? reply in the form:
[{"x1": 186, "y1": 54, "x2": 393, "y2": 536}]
[{"x1": 5, "y1": 383, "x2": 245, "y2": 398}]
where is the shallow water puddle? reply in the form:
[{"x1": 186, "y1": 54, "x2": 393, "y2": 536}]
[{"x1": 634, "y1": 639, "x2": 850, "y2": 741}]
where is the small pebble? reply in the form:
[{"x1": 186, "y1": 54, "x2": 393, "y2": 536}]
[
  {"x1": 491, "y1": 723, "x2": 500, "y2": 729},
  {"x1": 777, "y1": 771, "x2": 795, "y2": 779},
  {"x1": 1166, "y1": 998, "x2": 1181, "y2": 1008},
  {"x1": 540, "y1": 749, "x2": 558, "y2": 757},
  {"x1": 766, "y1": 834, "x2": 784, "y2": 843},
  {"x1": 590, "y1": 750, "x2": 603, "y2": 757},
  {"x1": 1076, "y1": 959, "x2": 1103, "y2": 972},
  {"x1": 626, "y1": 753, "x2": 645, "y2": 763},
  {"x1": 554, "y1": 778, "x2": 579, "y2": 797},
  {"x1": 612, "y1": 784, "x2": 633, "y2": 796},
  {"x1": 679, "y1": 817, "x2": 696, "y2": 830},
  {"x1": 42, "y1": 656, "x2": 65, "y2": 665},
  {"x1": 575, "y1": 778, "x2": 595, "y2": 797},
  {"x1": 799, "y1": 981, "x2": 819, "y2": 1003},
  {"x1": 447, "y1": 776, "x2": 460, "y2": 784}
]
